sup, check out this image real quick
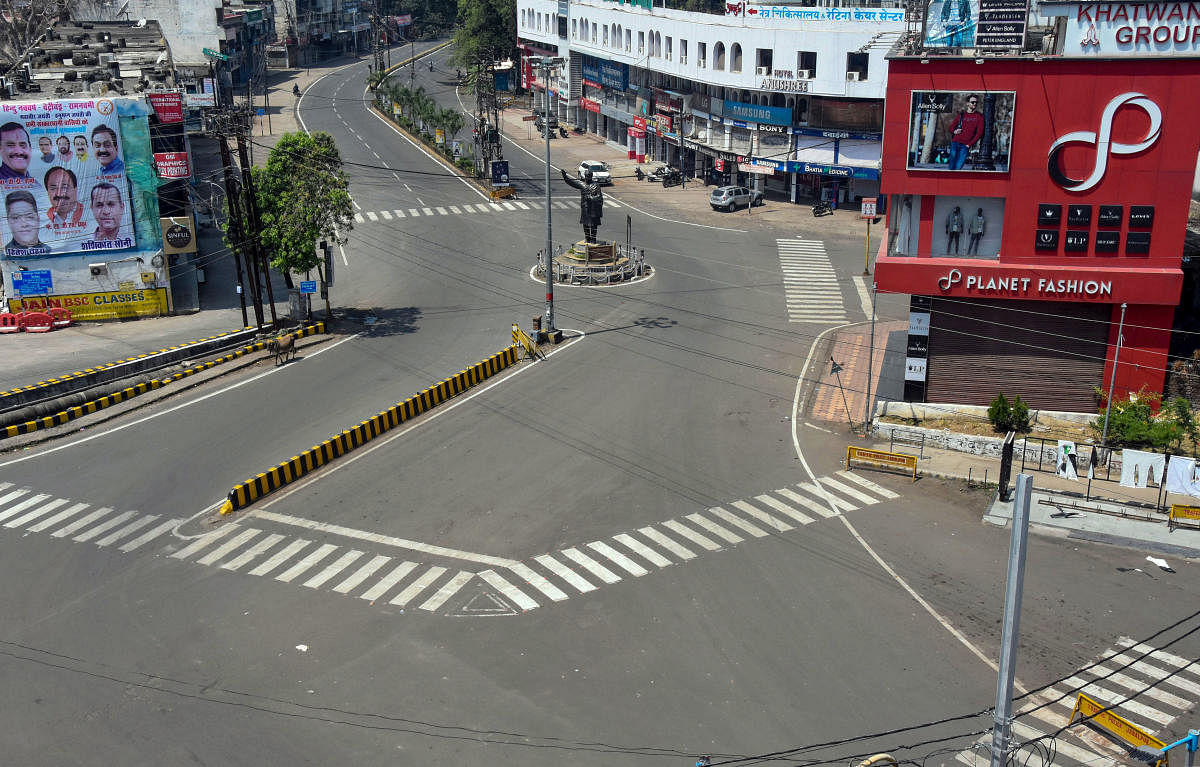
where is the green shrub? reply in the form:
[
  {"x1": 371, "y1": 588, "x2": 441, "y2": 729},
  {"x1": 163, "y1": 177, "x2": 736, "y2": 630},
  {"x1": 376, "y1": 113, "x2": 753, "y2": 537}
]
[{"x1": 988, "y1": 393, "x2": 1031, "y2": 433}]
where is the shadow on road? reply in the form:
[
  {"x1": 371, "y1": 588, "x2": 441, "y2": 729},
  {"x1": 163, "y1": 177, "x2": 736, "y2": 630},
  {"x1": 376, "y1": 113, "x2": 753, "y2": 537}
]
[{"x1": 337, "y1": 306, "x2": 422, "y2": 337}]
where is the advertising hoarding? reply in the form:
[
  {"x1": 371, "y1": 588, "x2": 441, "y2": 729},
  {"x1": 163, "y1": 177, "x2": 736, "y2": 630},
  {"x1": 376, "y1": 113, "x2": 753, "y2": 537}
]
[
  {"x1": 153, "y1": 151, "x2": 191, "y2": 179},
  {"x1": 907, "y1": 90, "x2": 1015, "y2": 173},
  {"x1": 147, "y1": 92, "x2": 184, "y2": 123},
  {"x1": 924, "y1": 0, "x2": 979, "y2": 47},
  {"x1": 0, "y1": 97, "x2": 136, "y2": 258}
]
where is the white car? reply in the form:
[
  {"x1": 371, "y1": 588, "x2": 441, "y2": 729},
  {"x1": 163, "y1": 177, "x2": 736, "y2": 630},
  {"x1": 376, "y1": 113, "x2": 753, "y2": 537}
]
[{"x1": 577, "y1": 160, "x2": 613, "y2": 185}]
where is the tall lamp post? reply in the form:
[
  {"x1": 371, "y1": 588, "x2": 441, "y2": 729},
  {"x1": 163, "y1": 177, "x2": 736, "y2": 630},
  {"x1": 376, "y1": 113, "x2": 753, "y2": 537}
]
[{"x1": 531, "y1": 55, "x2": 565, "y2": 332}]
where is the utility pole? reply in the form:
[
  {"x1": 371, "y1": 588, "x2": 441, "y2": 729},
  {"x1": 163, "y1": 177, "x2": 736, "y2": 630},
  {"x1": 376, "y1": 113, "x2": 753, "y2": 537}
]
[
  {"x1": 990, "y1": 473, "x2": 1032, "y2": 767},
  {"x1": 1099, "y1": 302, "x2": 1127, "y2": 452},
  {"x1": 236, "y1": 131, "x2": 279, "y2": 327},
  {"x1": 863, "y1": 282, "x2": 877, "y2": 434},
  {"x1": 533, "y1": 56, "x2": 563, "y2": 332},
  {"x1": 217, "y1": 132, "x2": 261, "y2": 329}
]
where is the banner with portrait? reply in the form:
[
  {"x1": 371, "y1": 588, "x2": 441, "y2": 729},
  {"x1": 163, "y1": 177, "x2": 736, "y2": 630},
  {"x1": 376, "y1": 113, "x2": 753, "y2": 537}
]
[
  {"x1": 923, "y1": 0, "x2": 979, "y2": 48},
  {"x1": 907, "y1": 90, "x2": 1015, "y2": 173},
  {"x1": 0, "y1": 97, "x2": 136, "y2": 259}
]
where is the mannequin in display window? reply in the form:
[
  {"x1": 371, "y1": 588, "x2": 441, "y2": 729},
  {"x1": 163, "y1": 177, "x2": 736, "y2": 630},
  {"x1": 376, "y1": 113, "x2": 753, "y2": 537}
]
[
  {"x1": 967, "y1": 207, "x2": 985, "y2": 255},
  {"x1": 946, "y1": 206, "x2": 964, "y2": 254}
]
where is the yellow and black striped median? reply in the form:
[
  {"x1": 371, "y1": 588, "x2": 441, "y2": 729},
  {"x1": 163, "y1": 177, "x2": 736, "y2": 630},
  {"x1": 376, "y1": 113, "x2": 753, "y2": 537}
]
[
  {"x1": 219, "y1": 344, "x2": 520, "y2": 515},
  {"x1": 1, "y1": 323, "x2": 325, "y2": 440}
]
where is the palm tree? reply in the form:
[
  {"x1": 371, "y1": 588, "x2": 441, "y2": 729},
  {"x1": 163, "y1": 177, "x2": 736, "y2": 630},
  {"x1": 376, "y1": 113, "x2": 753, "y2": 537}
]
[{"x1": 439, "y1": 107, "x2": 465, "y2": 141}]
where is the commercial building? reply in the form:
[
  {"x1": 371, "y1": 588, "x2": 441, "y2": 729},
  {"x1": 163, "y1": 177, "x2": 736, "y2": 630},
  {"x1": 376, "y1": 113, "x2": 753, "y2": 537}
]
[
  {"x1": 873, "y1": 0, "x2": 1200, "y2": 411},
  {"x1": 515, "y1": 0, "x2": 905, "y2": 205}
]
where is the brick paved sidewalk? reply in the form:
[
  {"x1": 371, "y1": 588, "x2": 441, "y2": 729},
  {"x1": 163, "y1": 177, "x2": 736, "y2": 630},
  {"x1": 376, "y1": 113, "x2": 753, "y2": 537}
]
[{"x1": 808, "y1": 321, "x2": 904, "y2": 430}]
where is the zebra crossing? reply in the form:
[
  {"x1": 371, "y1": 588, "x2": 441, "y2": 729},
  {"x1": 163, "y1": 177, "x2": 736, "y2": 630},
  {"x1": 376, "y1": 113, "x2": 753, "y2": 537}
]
[
  {"x1": 0, "y1": 471, "x2": 898, "y2": 615},
  {"x1": 778, "y1": 238, "x2": 849, "y2": 323},
  {"x1": 351, "y1": 197, "x2": 624, "y2": 224},
  {"x1": 948, "y1": 637, "x2": 1200, "y2": 767}
]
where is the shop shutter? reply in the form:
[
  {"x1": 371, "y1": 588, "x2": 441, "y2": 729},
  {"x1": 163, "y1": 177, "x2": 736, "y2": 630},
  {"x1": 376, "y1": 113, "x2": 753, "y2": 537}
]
[{"x1": 925, "y1": 298, "x2": 1110, "y2": 412}]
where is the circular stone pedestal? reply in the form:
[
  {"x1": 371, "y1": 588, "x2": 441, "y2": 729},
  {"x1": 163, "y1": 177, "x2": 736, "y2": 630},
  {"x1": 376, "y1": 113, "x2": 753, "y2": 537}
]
[{"x1": 539, "y1": 240, "x2": 650, "y2": 286}]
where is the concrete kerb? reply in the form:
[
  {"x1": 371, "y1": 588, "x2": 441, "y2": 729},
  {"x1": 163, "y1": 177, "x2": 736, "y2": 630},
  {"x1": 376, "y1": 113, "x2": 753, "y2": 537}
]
[
  {"x1": 0, "y1": 323, "x2": 325, "y2": 442},
  {"x1": 219, "y1": 344, "x2": 521, "y2": 515}
]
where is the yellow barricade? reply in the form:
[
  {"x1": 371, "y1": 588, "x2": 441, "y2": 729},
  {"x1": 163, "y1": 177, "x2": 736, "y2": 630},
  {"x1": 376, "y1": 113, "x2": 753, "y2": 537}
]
[
  {"x1": 846, "y1": 446, "x2": 917, "y2": 481},
  {"x1": 1168, "y1": 503, "x2": 1200, "y2": 531},
  {"x1": 1070, "y1": 693, "x2": 1165, "y2": 765},
  {"x1": 490, "y1": 186, "x2": 515, "y2": 199}
]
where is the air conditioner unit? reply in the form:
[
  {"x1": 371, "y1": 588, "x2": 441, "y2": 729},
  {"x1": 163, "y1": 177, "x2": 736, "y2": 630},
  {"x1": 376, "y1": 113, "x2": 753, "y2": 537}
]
[
  {"x1": 846, "y1": 71, "x2": 863, "y2": 81},
  {"x1": 89, "y1": 263, "x2": 108, "y2": 276},
  {"x1": 697, "y1": 58, "x2": 706, "y2": 68},
  {"x1": 756, "y1": 66, "x2": 770, "y2": 76},
  {"x1": 798, "y1": 69, "x2": 813, "y2": 79}
]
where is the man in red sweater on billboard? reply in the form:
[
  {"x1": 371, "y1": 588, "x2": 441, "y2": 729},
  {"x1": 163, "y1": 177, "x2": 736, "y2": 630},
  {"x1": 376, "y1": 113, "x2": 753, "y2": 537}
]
[{"x1": 947, "y1": 94, "x2": 983, "y2": 170}]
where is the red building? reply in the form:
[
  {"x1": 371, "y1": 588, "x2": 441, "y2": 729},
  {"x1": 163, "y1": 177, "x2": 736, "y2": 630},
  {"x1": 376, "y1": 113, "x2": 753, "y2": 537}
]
[{"x1": 873, "y1": 1, "x2": 1200, "y2": 411}]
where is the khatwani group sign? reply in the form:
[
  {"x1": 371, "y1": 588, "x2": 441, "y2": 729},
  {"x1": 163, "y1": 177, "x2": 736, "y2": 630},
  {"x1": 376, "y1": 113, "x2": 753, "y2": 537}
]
[{"x1": 0, "y1": 97, "x2": 135, "y2": 259}]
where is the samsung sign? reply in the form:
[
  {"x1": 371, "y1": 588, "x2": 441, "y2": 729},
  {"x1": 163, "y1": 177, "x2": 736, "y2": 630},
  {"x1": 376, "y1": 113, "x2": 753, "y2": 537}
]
[
  {"x1": 581, "y1": 56, "x2": 628, "y2": 91},
  {"x1": 723, "y1": 99, "x2": 793, "y2": 126}
]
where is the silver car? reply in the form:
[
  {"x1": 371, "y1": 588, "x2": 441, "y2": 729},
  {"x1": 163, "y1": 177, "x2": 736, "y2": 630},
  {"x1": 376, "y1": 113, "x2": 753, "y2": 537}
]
[
  {"x1": 578, "y1": 160, "x2": 613, "y2": 185},
  {"x1": 709, "y1": 185, "x2": 763, "y2": 211}
]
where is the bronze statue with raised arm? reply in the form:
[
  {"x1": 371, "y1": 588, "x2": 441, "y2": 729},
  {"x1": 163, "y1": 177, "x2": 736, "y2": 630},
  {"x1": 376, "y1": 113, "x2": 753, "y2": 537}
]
[{"x1": 560, "y1": 168, "x2": 604, "y2": 244}]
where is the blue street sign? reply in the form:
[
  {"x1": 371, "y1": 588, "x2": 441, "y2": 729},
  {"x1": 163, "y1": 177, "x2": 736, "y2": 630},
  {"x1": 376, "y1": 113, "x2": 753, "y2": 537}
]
[
  {"x1": 299, "y1": 280, "x2": 317, "y2": 294},
  {"x1": 256, "y1": 108, "x2": 266, "y2": 117},
  {"x1": 490, "y1": 160, "x2": 510, "y2": 185},
  {"x1": 13, "y1": 269, "x2": 52, "y2": 296}
]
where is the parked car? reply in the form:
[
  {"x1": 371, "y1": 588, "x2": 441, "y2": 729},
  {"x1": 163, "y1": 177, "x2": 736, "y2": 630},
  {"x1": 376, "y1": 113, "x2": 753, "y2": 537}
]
[
  {"x1": 577, "y1": 160, "x2": 613, "y2": 185},
  {"x1": 709, "y1": 186, "x2": 763, "y2": 211}
]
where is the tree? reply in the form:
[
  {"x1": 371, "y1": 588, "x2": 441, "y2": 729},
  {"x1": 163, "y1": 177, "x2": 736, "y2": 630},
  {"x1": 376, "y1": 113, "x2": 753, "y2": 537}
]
[
  {"x1": 452, "y1": 0, "x2": 515, "y2": 68},
  {"x1": 0, "y1": 0, "x2": 70, "y2": 71},
  {"x1": 250, "y1": 131, "x2": 353, "y2": 283}
]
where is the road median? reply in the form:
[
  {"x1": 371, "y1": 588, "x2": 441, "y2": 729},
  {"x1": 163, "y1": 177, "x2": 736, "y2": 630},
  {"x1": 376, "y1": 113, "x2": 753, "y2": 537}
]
[{"x1": 219, "y1": 343, "x2": 521, "y2": 514}]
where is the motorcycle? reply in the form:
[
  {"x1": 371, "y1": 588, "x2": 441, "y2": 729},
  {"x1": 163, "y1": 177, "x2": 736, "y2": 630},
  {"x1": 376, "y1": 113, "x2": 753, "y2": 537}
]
[
  {"x1": 634, "y1": 166, "x2": 645, "y2": 181},
  {"x1": 558, "y1": 125, "x2": 568, "y2": 138},
  {"x1": 661, "y1": 167, "x2": 683, "y2": 187},
  {"x1": 645, "y1": 165, "x2": 668, "y2": 182},
  {"x1": 812, "y1": 199, "x2": 833, "y2": 217}
]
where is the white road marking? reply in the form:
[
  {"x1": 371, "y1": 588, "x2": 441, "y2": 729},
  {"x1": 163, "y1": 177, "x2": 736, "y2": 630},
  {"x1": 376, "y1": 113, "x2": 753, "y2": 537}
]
[
  {"x1": 664, "y1": 518, "x2": 722, "y2": 550},
  {"x1": 28, "y1": 502, "x2": 89, "y2": 533},
  {"x1": 248, "y1": 538, "x2": 311, "y2": 576},
  {"x1": 392, "y1": 209, "x2": 406, "y2": 217},
  {"x1": 4, "y1": 497, "x2": 68, "y2": 528},
  {"x1": 817, "y1": 476, "x2": 879, "y2": 505},
  {"x1": 853, "y1": 275, "x2": 874, "y2": 319},
  {"x1": 275, "y1": 543, "x2": 338, "y2": 583},
  {"x1": 1108, "y1": 651, "x2": 1200, "y2": 697},
  {"x1": 1085, "y1": 664, "x2": 1191, "y2": 709},
  {"x1": 360, "y1": 561, "x2": 418, "y2": 602},
  {"x1": 248, "y1": 509, "x2": 517, "y2": 567},
  {"x1": 1059, "y1": 676, "x2": 1171, "y2": 726},
  {"x1": 587, "y1": 540, "x2": 648, "y2": 576},
  {"x1": 197, "y1": 528, "x2": 263, "y2": 566},
  {"x1": 419, "y1": 570, "x2": 475, "y2": 611},
  {"x1": 0, "y1": 487, "x2": 29, "y2": 510},
  {"x1": 435, "y1": 206, "x2": 448, "y2": 215},
  {"x1": 118, "y1": 518, "x2": 183, "y2": 553},
  {"x1": 52, "y1": 507, "x2": 113, "y2": 538},
  {"x1": 220, "y1": 532, "x2": 285, "y2": 570},
  {"x1": 702, "y1": 508, "x2": 760, "y2": 539},
  {"x1": 637, "y1": 527, "x2": 695, "y2": 561},
  {"x1": 391, "y1": 566, "x2": 446, "y2": 606},
  {"x1": 448, "y1": 205, "x2": 462, "y2": 214},
  {"x1": 508, "y1": 562, "x2": 568, "y2": 601},
  {"x1": 0, "y1": 493, "x2": 50, "y2": 524},
  {"x1": 366, "y1": 211, "x2": 378, "y2": 221},
  {"x1": 730, "y1": 500, "x2": 792, "y2": 532},
  {"x1": 775, "y1": 488, "x2": 838, "y2": 519},
  {"x1": 560, "y1": 547, "x2": 621, "y2": 584},
  {"x1": 304, "y1": 550, "x2": 364, "y2": 589},
  {"x1": 380, "y1": 210, "x2": 393, "y2": 220},
  {"x1": 755, "y1": 494, "x2": 815, "y2": 525},
  {"x1": 333, "y1": 554, "x2": 391, "y2": 593},
  {"x1": 421, "y1": 207, "x2": 433, "y2": 216},
  {"x1": 94, "y1": 514, "x2": 159, "y2": 547},
  {"x1": 613, "y1": 533, "x2": 671, "y2": 568},
  {"x1": 408, "y1": 208, "x2": 419, "y2": 217},
  {"x1": 797, "y1": 481, "x2": 855, "y2": 512},
  {"x1": 477, "y1": 569, "x2": 537, "y2": 611},
  {"x1": 836, "y1": 471, "x2": 900, "y2": 499},
  {"x1": 167, "y1": 525, "x2": 237, "y2": 556},
  {"x1": 534, "y1": 554, "x2": 596, "y2": 593},
  {"x1": 74, "y1": 511, "x2": 136, "y2": 542}
]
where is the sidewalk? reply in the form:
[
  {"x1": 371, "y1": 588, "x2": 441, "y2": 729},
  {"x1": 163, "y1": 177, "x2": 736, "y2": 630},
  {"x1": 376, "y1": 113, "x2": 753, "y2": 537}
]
[
  {"x1": 811, "y1": 325, "x2": 1200, "y2": 559},
  {"x1": 494, "y1": 104, "x2": 876, "y2": 237}
]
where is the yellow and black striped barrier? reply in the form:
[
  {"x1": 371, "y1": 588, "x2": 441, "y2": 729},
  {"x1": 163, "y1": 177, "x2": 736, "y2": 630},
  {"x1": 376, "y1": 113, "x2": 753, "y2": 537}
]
[
  {"x1": 220, "y1": 344, "x2": 520, "y2": 515},
  {"x1": 0, "y1": 326, "x2": 255, "y2": 404},
  {"x1": 1, "y1": 323, "x2": 325, "y2": 441}
]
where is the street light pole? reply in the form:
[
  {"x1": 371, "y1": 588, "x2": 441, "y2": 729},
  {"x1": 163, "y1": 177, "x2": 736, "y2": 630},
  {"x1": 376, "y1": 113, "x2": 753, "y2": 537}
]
[
  {"x1": 533, "y1": 56, "x2": 564, "y2": 332},
  {"x1": 1100, "y1": 301, "x2": 1127, "y2": 452}
]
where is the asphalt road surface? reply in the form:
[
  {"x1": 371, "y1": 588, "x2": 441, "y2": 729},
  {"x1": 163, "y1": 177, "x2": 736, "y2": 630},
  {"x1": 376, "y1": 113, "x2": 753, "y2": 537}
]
[{"x1": 0, "y1": 50, "x2": 1196, "y2": 767}]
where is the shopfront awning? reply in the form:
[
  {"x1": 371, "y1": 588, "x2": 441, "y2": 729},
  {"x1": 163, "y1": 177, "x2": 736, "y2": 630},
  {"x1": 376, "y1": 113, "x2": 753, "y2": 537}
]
[{"x1": 793, "y1": 137, "x2": 881, "y2": 169}]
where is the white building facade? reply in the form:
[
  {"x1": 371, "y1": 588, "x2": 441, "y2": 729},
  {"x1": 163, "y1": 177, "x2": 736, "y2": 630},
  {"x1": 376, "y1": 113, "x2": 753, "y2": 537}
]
[{"x1": 516, "y1": 0, "x2": 904, "y2": 203}]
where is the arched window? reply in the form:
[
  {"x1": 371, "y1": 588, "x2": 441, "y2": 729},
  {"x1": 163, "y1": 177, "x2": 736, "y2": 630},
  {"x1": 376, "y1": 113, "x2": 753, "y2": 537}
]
[
  {"x1": 603, "y1": 26, "x2": 608, "y2": 46},
  {"x1": 572, "y1": 18, "x2": 577, "y2": 37},
  {"x1": 731, "y1": 43, "x2": 742, "y2": 72},
  {"x1": 714, "y1": 41, "x2": 725, "y2": 70},
  {"x1": 591, "y1": 22, "x2": 597, "y2": 43}
]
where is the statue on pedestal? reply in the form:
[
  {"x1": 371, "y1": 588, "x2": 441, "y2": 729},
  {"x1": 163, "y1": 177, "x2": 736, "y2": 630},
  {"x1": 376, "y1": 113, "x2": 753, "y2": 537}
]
[{"x1": 560, "y1": 168, "x2": 604, "y2": 244}]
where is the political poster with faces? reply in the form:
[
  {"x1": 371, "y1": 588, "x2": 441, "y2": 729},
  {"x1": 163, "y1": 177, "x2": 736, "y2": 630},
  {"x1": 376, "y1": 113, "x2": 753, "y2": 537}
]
[{"x1": 0, "y1": 97, "x2": 135, "y2": 258}]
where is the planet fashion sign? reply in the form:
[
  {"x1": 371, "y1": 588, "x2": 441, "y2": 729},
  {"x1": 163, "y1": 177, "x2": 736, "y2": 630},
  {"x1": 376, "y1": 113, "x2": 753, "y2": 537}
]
[
  {"x1": 937, "y1": 267, "x2": 1114, "y2": 297},
  {"x1": 0, "y1": 97, "x2": 135, "y2": 258},
  {"x1": 1042, "y1": 2, "x2": 1200, "y2": 55}
]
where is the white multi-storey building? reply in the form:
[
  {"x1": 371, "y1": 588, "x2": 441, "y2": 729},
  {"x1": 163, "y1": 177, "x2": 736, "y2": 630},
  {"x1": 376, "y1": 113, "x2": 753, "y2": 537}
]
[{"x1": 516, "y1": 0, "x2": 904, "y2": 204}]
